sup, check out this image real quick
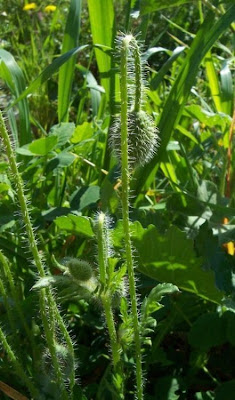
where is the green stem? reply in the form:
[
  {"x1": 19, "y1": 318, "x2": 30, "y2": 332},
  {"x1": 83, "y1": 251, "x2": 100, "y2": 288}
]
[
  {"x1": 120, "y1": 36, "x2": 143, "y2": 400},
  {"x1": 96, "y1": 213, "x2": 124, "y2": 397},
  {"x1": 0, "y1": 326, "x2": 39, "y2": 399},
  {"x1": 133, "y1": 40, "x2": 142, "y2": 113},
  {"x1": 0, "y1": 250, "x2": 37, "y2": 358},
  {"x1": 0, "y1": 110, "x2": 71, "y2": 398}
]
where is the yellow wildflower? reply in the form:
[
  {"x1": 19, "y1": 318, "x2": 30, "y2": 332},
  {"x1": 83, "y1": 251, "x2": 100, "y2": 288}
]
[
  {"x1": 44, "y1": 5, "x2": 57, "y2": 12},
  {"x1": 23, "y1": 3, "x2": 37, "y2": 11}
]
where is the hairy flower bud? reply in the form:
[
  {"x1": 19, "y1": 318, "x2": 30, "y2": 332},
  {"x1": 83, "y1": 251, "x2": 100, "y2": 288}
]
[
  {"x1": 67, "y1": 258, "x2": 93, "y2": 281},
  {"x1": 110, "y1": 109, "x2": 159, "y2": 168}
]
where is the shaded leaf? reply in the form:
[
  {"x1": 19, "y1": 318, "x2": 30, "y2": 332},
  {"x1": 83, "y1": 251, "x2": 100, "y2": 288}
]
[{"x1": 54, "y1": 214, "x2": 94, "y2": 237}]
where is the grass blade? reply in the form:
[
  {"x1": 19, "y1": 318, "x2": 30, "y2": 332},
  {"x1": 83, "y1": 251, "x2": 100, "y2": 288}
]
[
  {"x1": 0, "y1": 49, "x2": 31, "y2": 145},
  {"x1": 58, "y1": 0, "x2": 82, "y2": 122},
  {"x1": 204, "y1": 50, "x2": 223, "y2": 112},
  {"x1": 140, "y1": 0, "x2": 192, "y2": 15},
  {"x1": 9, "y1": 45, "x2": 88, "y2": 109},
  {"x1": 87, "y1": 0, "x2": 115, "y2": 102},
  {"x1": 133, "y1": 5, "x2": 235, "y2": 192}
]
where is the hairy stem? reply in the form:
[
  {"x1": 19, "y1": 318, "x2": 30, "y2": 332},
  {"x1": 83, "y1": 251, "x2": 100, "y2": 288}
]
[
  {"x1": 0, "y1": 250, "x2": 37, "y2": 359},
  {"x1": 0, "y1": 326, "x2": 39, "y2": 399},
  {"x1": 120, "y1": 35, "x2": 143, "y2": 400},
  {"x1": 133, "y1": 40, "x2": 142, "y2": 113},
  {"x1": 96, "y1": 213, "x2": 124, "y2": 397},
  {"x1": 0, "y1": 110, "x2": 72, "y2": 398}
]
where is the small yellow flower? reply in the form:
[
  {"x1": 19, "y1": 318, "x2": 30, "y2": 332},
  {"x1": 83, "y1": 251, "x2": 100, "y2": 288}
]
[
  {"x1": 23, "y1": 3, "x2": 37, "y2": 11},
  {"x1": 44, "y1": 5, "x2": 57, "y2": 12}
]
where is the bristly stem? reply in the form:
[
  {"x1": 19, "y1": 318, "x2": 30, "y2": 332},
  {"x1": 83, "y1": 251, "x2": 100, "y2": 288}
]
[
  {"x1": 0, "y1": 326, "x2": 39, "y2": 399},
  {"x1": 0, "y1": 110, "x2": 72, "y2": 398},
  {"x1": 120, "y1": 35, "x2": 143, "y2": 400},
  {"x1": 96, "y1": 212, "x2": 124, "y2": 398},
  {"x1": 133, "y1": 40, "x2": 142, "y2": 113},
  {"x1": 0, "y1": 249, "x2": 37, "y2": 358}
]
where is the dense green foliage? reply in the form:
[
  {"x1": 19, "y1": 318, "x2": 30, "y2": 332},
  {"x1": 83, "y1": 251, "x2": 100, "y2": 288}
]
[{"x1": 0, "y1": 1, "x2": 234, "y2": 399}]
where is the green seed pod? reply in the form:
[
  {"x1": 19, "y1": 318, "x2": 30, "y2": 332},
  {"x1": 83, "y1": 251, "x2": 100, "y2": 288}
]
[
  {"x1": 67, "y1": 258, "x2": 93, "y2": 281},
  {"x1": 111, "y1": 109, "x2": 158, "y2": 168}
]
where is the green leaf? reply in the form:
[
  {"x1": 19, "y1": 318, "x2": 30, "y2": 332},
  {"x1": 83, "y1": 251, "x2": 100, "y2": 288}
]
[
  {"x1": 76, "y1": 64, "x2": 104, "y2": 117},
  {"x1": 142, "y1": 283, "x2": 179, "y2": 316},
  {"x1": 150, "y1": 46, "x2": 186, "y2": 91},
  {"x1": 54, "y1": 214, "x2": 94, "y2": 238},
  {"x1": 184, "y1": 105, "x2": 231, "y2": 129},
  {"x1": 140, "y1": 0, "x2": 192, "y2": 15},
  {"x1": 29, "y1": 136, "x2": 58, "y2": 155},
  {"x1": 58, "y1": 0, "x2": 82, "y2": 122},
  {"x1": 130, "y1": 222, "x2": 222, "y2": 303},
  {"x1": 195, "y1": 222, "x2": 235, "y2": 294},
  {"x1": 71, "y1": 121, "x2": 94, "y2": 144},
  {"x1": 154, "y1": 376, "x2": 179, "y2": 400},
  {"x1": 70, "y1": 186, "x2": 100, "y2": 210},
  {"x1": 50, "y1": 122, "x2": 75, "y2": 147},
  {"x1": 220, "y1": 61, "x2": 233, "y2": 116},
  {"x1": 47, "y1": 152, "x2": 76, "y2": 171},
  {"x1": 16, "y1": 136, "x2": 58, "y2": 156},
  {"x1": 87, "y1": 0, "x2": 115, "y2": 98},
  {"x1": 0, "y1": 49, "x2": 31, "y2": 145},
  {"x1": 189, "y1": 312, "x2": 230, "y2": 350},
  {"x1": 134, "y1": 5, "x2": 235, "y2": 192}
]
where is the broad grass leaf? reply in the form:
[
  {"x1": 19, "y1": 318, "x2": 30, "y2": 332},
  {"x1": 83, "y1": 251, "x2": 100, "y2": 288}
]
[
  {"x1": 58, "y1": 0, "x2": 82, "y2": 122},
  {"x1": 76, "y1": 64, "x2": 104, "y2": 117},
  {"x1": 9, "y1": 45, "x2": 88, "y2": 108},
  {"x1": 0, "y1": 49, "x2": 31, "y2": 145},
  {"x1": 54, "y1": 214, "x2": 94, "y2": 237},
  {"x1": 220, "y1": 61, "x2": 233, "y2": 116},
  {"x1": 150, "y1": 46, "x2": 186, "y2": 91},
  {"x1": 133, "y1": 5, "x2": 235, "y2": 192},
  {"x1": 87, "y1": 0, "x2": 116, "y2": 105}
]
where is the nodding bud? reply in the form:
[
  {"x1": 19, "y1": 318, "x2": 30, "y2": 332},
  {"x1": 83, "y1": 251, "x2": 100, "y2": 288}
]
[
  {"x1": 67, "y1": 258, "x2": 93, "y2": 281},
  {"x1": 110, "y1": 110, "x2": 159, "y2": 168}
]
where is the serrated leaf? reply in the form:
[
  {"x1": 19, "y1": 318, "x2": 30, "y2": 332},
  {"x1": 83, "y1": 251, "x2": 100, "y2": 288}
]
[{"x1": 54, "y1": 214, "x2": 94, "y2": 237}]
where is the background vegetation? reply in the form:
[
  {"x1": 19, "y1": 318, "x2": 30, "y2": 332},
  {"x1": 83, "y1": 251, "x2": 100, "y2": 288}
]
[{"x1": 0, "y1": 0, "x2": 234, "y2": 399}]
